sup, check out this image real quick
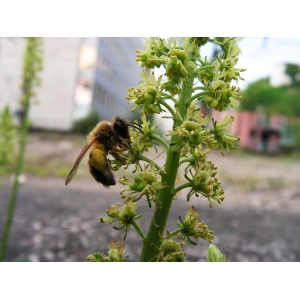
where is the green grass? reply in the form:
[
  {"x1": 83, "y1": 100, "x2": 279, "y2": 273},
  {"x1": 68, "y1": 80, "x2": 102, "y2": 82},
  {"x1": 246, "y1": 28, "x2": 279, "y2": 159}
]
[{"x1": 56, "y1": 167, "x2": 72, "y2": 178}]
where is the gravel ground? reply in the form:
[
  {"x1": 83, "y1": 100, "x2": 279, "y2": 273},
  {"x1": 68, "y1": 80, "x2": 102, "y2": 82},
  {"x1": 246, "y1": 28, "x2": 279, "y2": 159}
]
[{"x1": 0, "y1": 132, "x2": 300, "y2": 262}]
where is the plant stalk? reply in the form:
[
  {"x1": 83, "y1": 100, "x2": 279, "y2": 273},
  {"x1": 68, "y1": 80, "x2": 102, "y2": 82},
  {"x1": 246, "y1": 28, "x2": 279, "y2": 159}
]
[
  {"x1": 140, "y1": 42, "x2": 198, "y2": 261},
  {"x1": 0, "y1": 38, "x2": 42, "y2": 261},
  {"x1": 0, "y1": 97, "x2": 30, "y2": 261}
]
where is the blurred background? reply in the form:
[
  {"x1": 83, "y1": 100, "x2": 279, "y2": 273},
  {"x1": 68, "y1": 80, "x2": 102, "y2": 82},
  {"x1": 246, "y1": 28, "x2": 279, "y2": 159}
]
[{"x1": 0, "y1": 37, "x2": 299, "y2": 262}]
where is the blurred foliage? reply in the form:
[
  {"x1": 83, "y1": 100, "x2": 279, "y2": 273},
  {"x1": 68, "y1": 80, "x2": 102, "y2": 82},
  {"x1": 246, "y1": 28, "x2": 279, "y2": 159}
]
[
  {"x1": 285, "y1": 63, "x2": 300, "y2": 88},
  {"x1": 72, "y1": 111, "x2": 99, "y2": 134},
  {"x1": 0, "y1": 105, "x2": 17, "y2": 175},
  {"x1": 239, "y1": 77, "x2": 300, "y2": 117}
]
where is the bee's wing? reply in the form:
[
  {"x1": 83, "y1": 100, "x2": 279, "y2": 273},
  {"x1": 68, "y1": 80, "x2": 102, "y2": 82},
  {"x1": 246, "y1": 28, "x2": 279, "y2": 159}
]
[{"x1": 65, "y1": 136, "x2": 98, "y2": 186}]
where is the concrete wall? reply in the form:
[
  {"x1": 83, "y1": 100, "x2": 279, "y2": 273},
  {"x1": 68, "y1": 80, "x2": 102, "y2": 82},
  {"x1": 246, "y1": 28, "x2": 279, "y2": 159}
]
[
  {"x1": 0, "y1": 38, "x2": 25, "y2": 116},
  {"x1": 0, "y1": 37, "x2": 81, "y2": 131},
  {"x1": 30, "y1": 37, "x2": 80, "y2": 130}
]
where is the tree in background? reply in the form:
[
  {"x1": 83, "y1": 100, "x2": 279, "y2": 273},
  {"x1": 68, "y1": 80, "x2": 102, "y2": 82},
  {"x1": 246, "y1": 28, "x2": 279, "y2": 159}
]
[
  {"x1": 285, "y1": 63, "x2": 300, "y2": 88},
  {"x1": 239, "y1": 67, "x2": 300, "y2": 118}
]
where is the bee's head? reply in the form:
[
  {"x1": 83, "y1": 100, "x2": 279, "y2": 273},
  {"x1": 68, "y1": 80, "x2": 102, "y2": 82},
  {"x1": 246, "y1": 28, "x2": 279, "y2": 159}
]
[{"x1": 113, "y1": 117, "x2": 130, "y2": 139}]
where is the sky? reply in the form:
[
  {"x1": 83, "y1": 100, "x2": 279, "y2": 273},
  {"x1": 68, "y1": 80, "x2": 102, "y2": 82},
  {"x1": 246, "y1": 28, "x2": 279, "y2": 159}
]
[{"x1": 236, "y1": 37, "x2": 300, "y2": 90}]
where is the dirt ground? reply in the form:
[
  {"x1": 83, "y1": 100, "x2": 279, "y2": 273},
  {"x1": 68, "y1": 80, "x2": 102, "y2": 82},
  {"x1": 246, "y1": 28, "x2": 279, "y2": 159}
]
[{"x1": 0, "y1": 132, "x2": 300, "y2": 262}]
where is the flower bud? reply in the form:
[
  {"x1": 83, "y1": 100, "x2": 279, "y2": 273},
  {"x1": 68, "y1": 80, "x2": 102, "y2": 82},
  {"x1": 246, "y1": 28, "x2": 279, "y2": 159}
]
[
  {"x1": 206, "y1": 244, "x2": 226, "y2": 262},
  {"x1": 107, "y1": 241, "x2": 126, "y2": 262},
  {"x1": 168, "y1": 49, "x2": 187, "y2": 63},
  {"x1": 166, "y1": 55, "x2": 188, "y2": 79},
  {"x1": 190, "y1": 37, "x2": 210, "y2": 47}
]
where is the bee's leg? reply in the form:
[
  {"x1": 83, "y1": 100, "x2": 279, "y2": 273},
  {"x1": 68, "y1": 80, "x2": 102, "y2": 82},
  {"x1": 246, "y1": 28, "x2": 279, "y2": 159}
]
[
  {"x1": 89, "y1": 149, "x2": 116, "y2": 186},
  {"x1": 110, "y1": 150, "x2": 128, "y2": 164},
  {"x1": 112, "y1": 135, "x2": 132, "y2": 152}
]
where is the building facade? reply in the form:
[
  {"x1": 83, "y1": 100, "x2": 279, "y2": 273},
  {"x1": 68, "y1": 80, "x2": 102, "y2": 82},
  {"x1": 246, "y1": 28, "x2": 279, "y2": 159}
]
[
  {"x1": 76, "y1": 37, "x2": 143, "y2": 122},
  {"x1": 0, "y1": 37, "x2": 143, "y2": 131},
  {"x1": 211, "y1": 109, "x2": 300, "y2": 153}
]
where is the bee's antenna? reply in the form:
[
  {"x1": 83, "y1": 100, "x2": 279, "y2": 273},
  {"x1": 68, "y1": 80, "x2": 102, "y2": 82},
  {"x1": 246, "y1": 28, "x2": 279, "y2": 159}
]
[{"x1": 129, "y1": 122, "x2": 144, "y2": 134}]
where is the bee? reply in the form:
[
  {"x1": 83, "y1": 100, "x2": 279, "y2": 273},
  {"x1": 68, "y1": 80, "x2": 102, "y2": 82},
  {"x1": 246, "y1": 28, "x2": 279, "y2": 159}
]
[{"x1": 65, "y1": 116, "x2": 143, "y2": 187}]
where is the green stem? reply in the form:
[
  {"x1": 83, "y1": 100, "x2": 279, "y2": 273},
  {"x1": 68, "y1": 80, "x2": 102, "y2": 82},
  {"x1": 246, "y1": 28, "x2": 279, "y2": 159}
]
[
  {"x1": 190, "y1": 91, "x2": 208, "y2": 102},
  {"x1": 158, "y1": 100, "x2": 176, "y2": 120},
  {"x1": 173, "y1": 182, "x2": 193, "y2": 195},
  {"x1": 150, "y1": 134, "x2": 169, "y2": 151},
  {"x1": 161, "y1": 92, "x2": 177, "y2": 104},
  {"x1": 196, "y1": 64, "x2": 215, "y2": 70},
  {"x1": 138, "y1": 154, "x2": 161, "y2": 172},
  {"x1": 130, "y1": 219, "x2": 146, "y2": 241},
  {"x1": 192, "y1": 86, "x2": 207, "y2": 91},
  {"x1": 0, "y1": 103, "x2": 30, "y2": 262},
  {"x1": 140, "y1": 41, "x2": 198, "y2": 262},
  {"x1": 167, "y1": 228, "x2": 183, "y2": 238},
  {"x1": 179, "y1": 157, "x2": 195, "y2": 166}
]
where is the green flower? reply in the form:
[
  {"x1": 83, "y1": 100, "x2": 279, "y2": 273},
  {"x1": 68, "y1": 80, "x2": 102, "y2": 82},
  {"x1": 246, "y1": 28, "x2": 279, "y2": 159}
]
[
  {"x1": 198, "y1": 57, "x2": 216, "y2": 85},
  {"x1": 189, "y1": 37, "x2": 210, "y2": 47},
  {"x1": 213, "y1": 37, "x2": 246, "y2": 82},
  {"x1": 118, "y1": 163, "x2": 167, "y2": 207},
  {"x1": 107, "y1": 240, "x2": 127, "y2": 262},
  {"x1": 156, "y1": 238, "x2": 186, "y2": 262},
  {"x1": 87, "y1": 241, "x2": 128, "y2": 262},
  {"x1": 214, "y1": 37, "x2": 241, "y2": 58},
  {"x1": 168, "y1": 49, "x2": 188, "y2": 63},
  {"x1": 166, "y1": 55, "x2": 188, "y2": 79},
  {"x1": 100, "y1": 200, "x2": 139, "y2": 225},
  {"x1": 100, "y1": 200, "x2": 141, "y2": 239},
  {"x1": 210, "y1": 116, "x2": 241, "y2": 155},
  {"x1": 184, "y1": 159, "x2": 225, "y2": 207},
  {"x1": 125, "y1": 71, "x2": 163, "y2": 114},
  {"x1": 167, "y1": 107, "x2": 212, "y2": 152},
  {"x1": 86, "y1": 252, "x2": 106, "y2": 262},
  {"x1": 161, "y1": 77, "x2": 182, "y2": 95},
  {"x1": 177, "y1": 206, "x2": 214, "y2": 244},
  {"x1": 202, "y1": 80, "x2": 242, "y2": 111},
  {"x1": 136, "y1": 51, "x2": 167, "y2": 69},
  {"x1": 135, "y1": 38, "x2": 169, "y2": 69}
]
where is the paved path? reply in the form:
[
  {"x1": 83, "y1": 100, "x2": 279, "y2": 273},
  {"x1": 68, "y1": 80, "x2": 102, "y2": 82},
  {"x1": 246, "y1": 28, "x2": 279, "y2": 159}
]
[{"x1": 1, "y1": 177, "x2": 299, "y2": 262}]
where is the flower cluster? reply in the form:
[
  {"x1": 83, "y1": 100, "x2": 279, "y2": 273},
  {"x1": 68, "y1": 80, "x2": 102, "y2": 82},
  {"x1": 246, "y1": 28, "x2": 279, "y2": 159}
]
[
  {"x1": 167, "y1": 105, "x2": 214, "y2": 155},
  {"x1": 126, "y1": 71, "x2": 163, "y2": 114},
  {"x1": 99, "y1": 200, "x2": 141, "y2": 239},
  {"x1": 202, "y1": 80, "x2": 242, "y2": 111},
  {"x1": 160, "y1": 77, "x2": 181, "y2": 95},
  {"x1": 86, "y1": 240, "x2": 128, "y2": 262},
  {"x1": 177, "y1": 206, "x2": 214, "y2": 244},
  {"x1": 197, "y1": 57, "x2": 216, "y2": 85},
  {"x1": 118, "y1": 163, "x2": 167, "y2": 207},
  {"x1": 135, "y1": 37, "x2": 169, "y2": 69},
  {"x1": 100, "y1": 200, "x2": 139, "y2": 226},
  {"x1": 127, "y1": 114, "x2": 157, "y2": 161},
  {"x1": 166, "y1": 49, "x2": 188, "y2": 79},
  {"x1": 210, "y1": 116, "x2": 241, "y2": 155},
  {"x1": 196, "y1": 37, "x2": 246, "y2": 112},
  {"x1": 184, "y1": 158, "x2": 225, "y2": 207},
  {"x1": 155, "y1": 238, "x2": 186, "y2": 262}
]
